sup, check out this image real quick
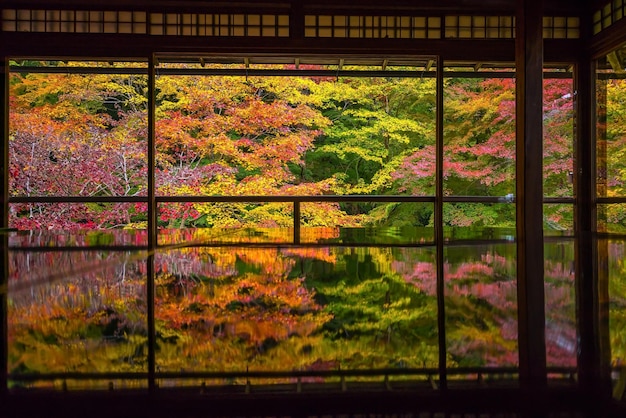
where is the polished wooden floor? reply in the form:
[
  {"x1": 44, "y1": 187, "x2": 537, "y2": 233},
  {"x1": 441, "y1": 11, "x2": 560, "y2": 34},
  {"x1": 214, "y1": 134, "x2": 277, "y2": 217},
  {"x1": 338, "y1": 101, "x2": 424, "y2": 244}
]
[{"x1": 2, "y1": 378, "x2": 623, "y2": 418}]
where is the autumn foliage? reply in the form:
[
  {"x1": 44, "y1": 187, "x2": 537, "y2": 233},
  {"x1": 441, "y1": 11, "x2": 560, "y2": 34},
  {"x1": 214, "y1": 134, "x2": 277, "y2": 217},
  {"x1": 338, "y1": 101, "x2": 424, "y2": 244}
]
[
  {"x1": 5, "y1": 61, "x2": 597, "y2": 385},
  {"x1": 8, "y1": 62, "x2": 581, "y2": 230}
]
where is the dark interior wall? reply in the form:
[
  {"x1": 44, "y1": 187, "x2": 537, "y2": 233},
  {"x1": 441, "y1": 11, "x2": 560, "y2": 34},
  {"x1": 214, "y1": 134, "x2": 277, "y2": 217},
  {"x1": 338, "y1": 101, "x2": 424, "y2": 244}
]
[{"x1": 0, "y1": 0, "x2": 606, "y2": 62}]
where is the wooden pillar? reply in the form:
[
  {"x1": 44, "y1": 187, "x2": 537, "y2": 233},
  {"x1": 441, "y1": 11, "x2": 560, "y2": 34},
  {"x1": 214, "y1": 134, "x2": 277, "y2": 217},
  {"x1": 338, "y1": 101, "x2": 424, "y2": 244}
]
[
  {"x1": 147, "y1": 55, "x2": 157, "y2": 392},
  {"x1": 575, "y1": 42, "x2": 612, "y2": 403},
  {"x1": 593, "y1": 68, "x2": 613, "y2": 400},
  {"x1": 290, "y1": 1, "x2": 304, "y2": 39},
  {"x1": 515, "y1": 0, "x2": 547, "y2": 389},
  {"x1": 435, "y1": 58, "x2": 446, "y2": 390},
  {"x1": 574, "y1": 50, "x2": 596, "y2": 393},
  {"x1": 0, "y1": 56, "x2": 8, "y2": 395}
]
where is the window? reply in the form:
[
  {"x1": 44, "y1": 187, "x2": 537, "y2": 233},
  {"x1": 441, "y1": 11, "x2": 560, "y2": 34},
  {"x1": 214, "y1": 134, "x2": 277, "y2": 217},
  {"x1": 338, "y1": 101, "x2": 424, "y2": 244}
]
[{"x1": 6, "y1": 57, "x2": 578, "y2": 390}]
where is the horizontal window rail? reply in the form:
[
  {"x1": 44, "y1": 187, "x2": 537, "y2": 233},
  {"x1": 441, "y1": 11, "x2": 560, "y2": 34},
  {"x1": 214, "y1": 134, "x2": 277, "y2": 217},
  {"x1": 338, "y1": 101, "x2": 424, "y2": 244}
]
[
  {"x1": 9, "y1": 65, "x2": 576, "y2": 79},
  {"x1": 8, "y1": 194, "x2": 574, "y2": 244},
  {"x1": 9, "y1": 194, "x2": 575, "y2": 204},
  {"x1": 8, "y1": 366, "x2": 575, "y2": 384},
  {"x1": 597, "y1": 196, "x2": 626, "y2": 203},
  {"x1": 155, "y1": 195, "x2": 435, "y2": 203}
]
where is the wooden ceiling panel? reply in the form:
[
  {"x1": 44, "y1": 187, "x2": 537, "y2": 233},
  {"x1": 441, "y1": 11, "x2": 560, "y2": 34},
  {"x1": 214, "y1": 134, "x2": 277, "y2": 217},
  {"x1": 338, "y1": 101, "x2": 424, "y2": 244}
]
[{"x1": 0, "y1": 0, "x2": 590, "y2": 15}]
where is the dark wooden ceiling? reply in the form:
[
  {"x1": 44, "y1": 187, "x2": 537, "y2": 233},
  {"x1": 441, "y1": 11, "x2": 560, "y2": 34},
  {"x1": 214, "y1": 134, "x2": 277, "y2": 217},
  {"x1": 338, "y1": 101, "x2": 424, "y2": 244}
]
[
  {"x1": 1, "y1": 0, "x2": 622, "y2": 63},
  {"x1": 0, "y1": 0, "x2": 601, "y2": 15}
]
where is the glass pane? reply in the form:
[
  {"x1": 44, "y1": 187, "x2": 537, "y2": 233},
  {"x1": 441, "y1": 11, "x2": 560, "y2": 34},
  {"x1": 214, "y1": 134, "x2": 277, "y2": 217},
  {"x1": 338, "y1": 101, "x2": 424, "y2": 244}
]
[
  {"x1": 443, "y1": 72, "x2": 515, "y2": 197},
  {"x1": 597, "y1": 48, "x2": 626, "y2": 199},
  {"x1": 543, "y1": 204, "x2": 574, "y2": 234},
  {"x1": 301, "y1": 202, "x2": 435, "y2": 245},
  {"x1": 543, "y1": 76, "x2": 574, "y2": 198},
  {"x1": 598, "y1": 204, "x2": 626, "y2": 233},
  {"x1": 158, "y1": 201, "x2": 294, "y2": 229},
  {"x1": 443, "y1": 203, "x2": 516, "y2": 232},
  {"x1": 156, "y1": 69, "x2": 436, "y2": 198},
  {"x1": 9, "y1": 202, "x2": 147, "y2": 231},
  {"x1": 9, "y1": 64, "x2": 148, "y2": 198}
]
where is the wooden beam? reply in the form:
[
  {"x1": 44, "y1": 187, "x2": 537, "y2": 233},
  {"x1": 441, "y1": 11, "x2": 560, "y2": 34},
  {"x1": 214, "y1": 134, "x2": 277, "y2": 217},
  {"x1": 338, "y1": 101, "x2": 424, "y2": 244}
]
[
  {"x1": 592, "y1": 62, "x2": 615, "y2": 403},
  {"x1": 0, "y1": 33, "x2": 521, "y2": 62},
  {"x1": 574, "y1": 8, "x2": 613, "y2": 400},
  {"x1": 147, "y1": 54, "x2": 157, "y2": 392},
  {"x1": 0, "y1": 0, "x2": 554, "y2": 15},
  {"x1": 290, "y1": 0, "x2": 305, "y2": 39},
  {"x1": 515, "y1": 0, "x2": 547, "y2": 389},
  {"x1": 435, "y1": 58, "x2": 446, "y2": 390}
]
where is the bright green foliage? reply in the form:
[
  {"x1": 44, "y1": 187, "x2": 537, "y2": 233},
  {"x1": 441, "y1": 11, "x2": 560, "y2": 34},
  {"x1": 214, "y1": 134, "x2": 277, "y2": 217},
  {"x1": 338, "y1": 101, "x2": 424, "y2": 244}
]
[
  {"x1": 310, "y1": 77, "x2": 435, "y2": 194},
  {"x1": 599, "y1": 79, "x2": 626, "y2": 232}
]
